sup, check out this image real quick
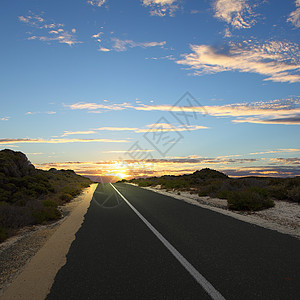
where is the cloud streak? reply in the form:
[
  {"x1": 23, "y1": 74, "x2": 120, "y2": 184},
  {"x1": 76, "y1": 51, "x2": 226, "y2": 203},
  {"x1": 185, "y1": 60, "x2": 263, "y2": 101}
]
[
  {"x1": 111, "y1": 38, "x2": 166, "y2": 51},
  {"x1": 61, "y1": 131, "x2": 96, "y2": 137},
  {"x1": 65, "y1": 97, "x2": 300, "y2": 125},
  {"x1": 64, "y1": 102, "x2": 129, "y2": 111},
  {"x1": 176, "y1": 40, "x2": 300, "y2": 83}
]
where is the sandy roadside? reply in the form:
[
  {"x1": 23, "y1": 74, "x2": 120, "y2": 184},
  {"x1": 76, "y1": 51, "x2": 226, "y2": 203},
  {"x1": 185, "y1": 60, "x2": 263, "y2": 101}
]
[
  {"x1": 128, "y1": 183, "x2": 300, "y2": 240},
  {"x1": 0, "y1": 183, "x2": 98, "y2": 300}
]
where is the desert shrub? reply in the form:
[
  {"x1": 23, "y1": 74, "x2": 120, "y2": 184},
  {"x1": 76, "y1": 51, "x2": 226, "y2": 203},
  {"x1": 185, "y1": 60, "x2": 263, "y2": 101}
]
[
  {"x1": 0, "y1": 189, "x2": 11, "y2": 202},
  {"x1": 287, "y1": 186, "x2": 300, "y2": 203},
  {"x1": 267, "y1": 185, "x2": 287, "y2": 200},
  {"x1": 198, "y1": 182, "x2": 221, "y2": 197},
  {"x1": 60, "y1": 193, "x2": 73, "y2": 202},
  {"x1": 227, "y1": 187, "x2": 274, "y2": 211},
  {"x1": 0, "y1": 226, "x2": 6, "y2": 242},
  {"x1": 217, "y1": 190, "x2": 231, "y2": 199},
  {"x1": 32, "y1": 207, "x2": 61, "y2": 224},
  {"x1": 138, "y1": 180, "x2": 153, "y2": 187},
  {"x1": 0, "y1": 204, "x2": 34, "y2": 228},
  {"x1": 62, "y1": 186, "x2": 81, "y2": 197},
  {"x1": 43, "y1": 199, "x2": 58, "y2": 208}
]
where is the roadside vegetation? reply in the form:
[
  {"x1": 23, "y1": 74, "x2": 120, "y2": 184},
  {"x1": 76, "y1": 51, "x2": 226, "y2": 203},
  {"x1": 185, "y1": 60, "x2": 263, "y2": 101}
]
[
  {"x1": 0, "y1": 149, "x2": 92, "y2": 243},
  {"x1": 121, "y1": 168, "x2": 300, "y2": 212}
]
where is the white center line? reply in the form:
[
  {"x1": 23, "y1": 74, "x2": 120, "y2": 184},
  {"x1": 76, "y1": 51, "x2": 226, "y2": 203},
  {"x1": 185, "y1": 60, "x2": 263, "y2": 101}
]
[{"x1": 110, "y1": 183, "x2": 226, "y2": 300}]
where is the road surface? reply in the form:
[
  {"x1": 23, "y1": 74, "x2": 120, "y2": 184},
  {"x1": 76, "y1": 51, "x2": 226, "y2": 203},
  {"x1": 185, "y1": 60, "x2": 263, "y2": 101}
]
[{"x1": 47, "y1": 183, "x2": 300, "y2": 299}]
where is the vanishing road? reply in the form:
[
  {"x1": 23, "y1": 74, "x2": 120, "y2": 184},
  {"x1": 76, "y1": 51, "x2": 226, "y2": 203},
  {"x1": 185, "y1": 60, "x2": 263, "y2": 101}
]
[{"x1": 47, "y1": 183, "x2": 300, "y2": 300}]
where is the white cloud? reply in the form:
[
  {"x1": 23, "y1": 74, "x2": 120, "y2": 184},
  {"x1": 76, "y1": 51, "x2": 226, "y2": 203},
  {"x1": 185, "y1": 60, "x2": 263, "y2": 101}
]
[
  {"x1": 0, "y1": 117, "x2": 10, "y2": 121},
  {"x1": 93, "y1": 124, "x2": 208, "y2": 133},
  {"x1": 99, "y1": 47, "x2": 110, "y2": 52},
  {"x1": 176, "y1": 40, "x2": 300, "y2": 83},
  {"x1": 87, "y1": 0, "x2": 106, "y2": 7},
  {"x1": 141, "y1": 0, "x2": 178, "y2": 17},
  {"x1": 26, "y1": 111, "x2": 56, "y2": 115},
  {"x1": 64, "y1": 102, "x2": 129, "y2": 111},
  {"x1": 61, "y1": 131, "x2": 96, "y2": 137},
  {"x1": 136, "y1": 123, "x2": 208, "y2": 132},
  {"x1": 288, "y1": 0, "x2": 300, "y2": 28},
  {"x1": 92, "y1": 32, "x2": 103, "y2": 38},
  {"x1": 111, "y1": 38, "x2": 166, "y2": 51},
  {"x1": 19, "y1": 12, "x2": 81, "y2": 46},
  {"x1": 213, "y1": 0, "x2": 256, "y2": 29},
  {"x1": 65, "y1": 97, "x2": 300, "y2": 126},
  {"x1": 133, "y1": 97, "x2": 300, "y2": 125}
]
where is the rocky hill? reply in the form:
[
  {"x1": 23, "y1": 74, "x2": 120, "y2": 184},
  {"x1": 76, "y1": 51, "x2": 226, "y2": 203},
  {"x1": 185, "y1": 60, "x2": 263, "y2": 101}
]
[{"x1": 0, "y1": 149, "x2": 36, "y2": 178}]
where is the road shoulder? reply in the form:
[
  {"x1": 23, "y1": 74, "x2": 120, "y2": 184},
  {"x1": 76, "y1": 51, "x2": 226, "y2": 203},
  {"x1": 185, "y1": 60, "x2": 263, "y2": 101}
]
[{"x1": 0, "y1": 183, "x2": 97, "y2": 300}]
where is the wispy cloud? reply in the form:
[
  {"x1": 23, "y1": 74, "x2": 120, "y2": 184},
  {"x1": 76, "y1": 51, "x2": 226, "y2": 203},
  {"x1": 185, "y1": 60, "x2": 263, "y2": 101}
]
[
  {"x1": 93, "y1": 124, "x2": 208, "y2": 133},
  {"x1": 111, "y1": 38, "x2": 166, "y2": 51},
  {"x1": 19, "y1": 12, "x2": 81, "y2": 46},
  {"x1": 141, "y1": 0, "x2": 179, "y2": 17},
  {"x1": 233, "y1": 115, "x2": 300, "y2": 125},
  {"x1": 87, "y1": 0, "x2": 106, "y2": 7},
  {"x1": 91, "y1": 31, "x2": 166, "y2": 52},
  {"x1": 288, "y1": 0, "x2": 300, "y2": 28},
  {"x1": 0, "y1": 117, "x2": 10, "y2": 121},
  {"x1": 26, "y1": 152, "x2": 43, "y2": 155},
  {"x1": 136, "y1": 123, "x2": 209, "y2": 132},
  {"x1": 26, "y1": 111, "x2": 56, "y2": 115},
  {"x1": 224, "y1": 166, "x2": 300, "y2": 177},
  {"x1": 65, "y1": 97, "x2": 300, "y2": 125},
  {"x1": 270, "y1": 158, "x2": 300, "y2": 165},
  {"x1": 250, "y1": 149, "x2": 300, "y2": 155},
  {"x1": 0, "y1": 138, "x2": 128, "y2": 144},
  {"x1": 91, "y1": 31, "x2": 111, "y2": 52},
  {"x1": 61, "y1": 131, "x2": 96, "y2": 137},
  {"x1": 213, "y1": 0, "x2": 257, "y2": 29},
  {"x1": 176, "y1": 40, "x2": 300, "y2": 83},
  {"x1": 64, "y1": 102, "x2": 129, "y2": 111}
]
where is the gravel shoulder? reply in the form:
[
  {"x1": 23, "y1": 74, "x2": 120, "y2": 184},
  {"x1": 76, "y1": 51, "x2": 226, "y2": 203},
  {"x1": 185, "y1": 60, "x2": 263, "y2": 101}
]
[
  {"x1": 0, "y1": 183, "x2": 97, "y2": 299},
  {"x1": 131, "y1": 184, "x2": 300, "y2": 239}
]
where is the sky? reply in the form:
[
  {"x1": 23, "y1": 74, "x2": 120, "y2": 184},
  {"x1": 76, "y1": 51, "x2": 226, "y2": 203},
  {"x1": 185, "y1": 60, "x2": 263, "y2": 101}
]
[{"x1": 0, "y1": 0, "x2": 300, "y2": 181}]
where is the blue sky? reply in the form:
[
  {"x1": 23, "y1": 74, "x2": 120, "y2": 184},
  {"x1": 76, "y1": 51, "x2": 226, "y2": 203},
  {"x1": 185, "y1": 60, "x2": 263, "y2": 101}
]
[{"x1": 1, "y1": 0, "x2": 299, "y2": 181}]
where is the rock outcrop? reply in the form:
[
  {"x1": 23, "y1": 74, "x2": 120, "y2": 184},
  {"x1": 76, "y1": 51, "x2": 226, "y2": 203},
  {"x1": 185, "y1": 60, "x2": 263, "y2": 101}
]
[{"x1": 0, "y1": 149, "x2": 36, "y2": 177}]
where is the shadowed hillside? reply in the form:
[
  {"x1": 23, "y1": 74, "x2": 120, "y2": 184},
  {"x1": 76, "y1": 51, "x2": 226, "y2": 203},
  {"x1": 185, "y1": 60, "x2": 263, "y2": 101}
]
[{"x1": 0, "y1": 149, "x2": 92, "y2": 242}]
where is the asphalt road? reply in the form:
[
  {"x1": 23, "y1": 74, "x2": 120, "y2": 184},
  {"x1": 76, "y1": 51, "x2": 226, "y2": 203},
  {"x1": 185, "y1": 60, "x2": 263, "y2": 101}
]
[{"x1": 47, "y1": 183, "x2": 300, "y2": 300}]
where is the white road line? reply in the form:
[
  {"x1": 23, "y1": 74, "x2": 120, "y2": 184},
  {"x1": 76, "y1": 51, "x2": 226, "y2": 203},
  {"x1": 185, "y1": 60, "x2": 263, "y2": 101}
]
[{"x1": 110, "y1": 183, "x2": 226, "y2": 300}]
